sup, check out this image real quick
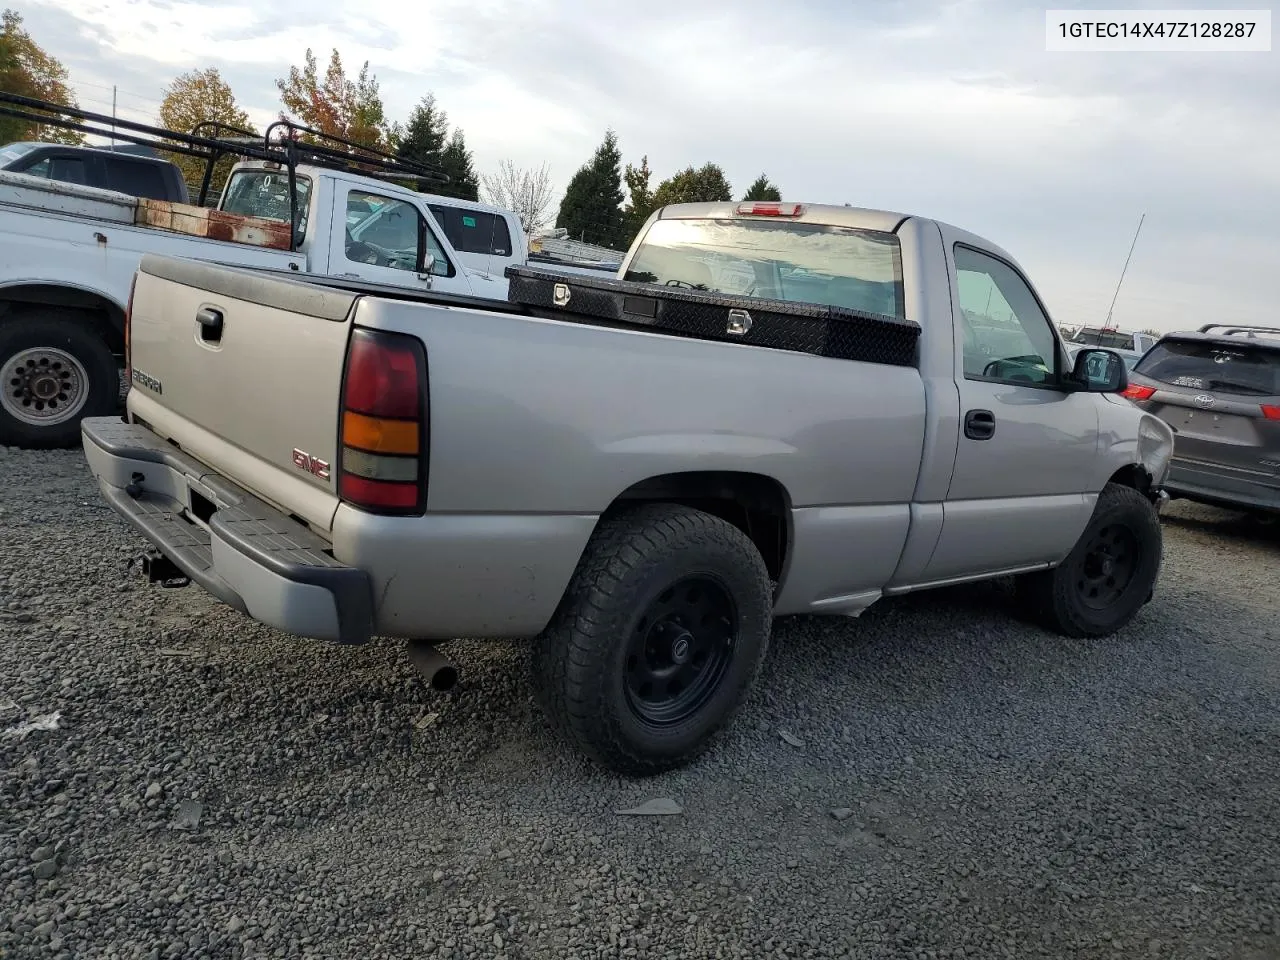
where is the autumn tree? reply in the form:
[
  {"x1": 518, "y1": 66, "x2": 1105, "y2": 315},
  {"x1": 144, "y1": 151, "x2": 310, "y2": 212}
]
[
  {"x1": 481, "y1": 160, "x2": 554, "y2": 234},
  {"x1": 652, "y1": 163, "x2": 733, "y2": 206},
  {"x1": 0, "y1": 9, "x2": 83, "y2": 144},
  {"x1": 742, "y1": 174, "x2": 782, "y2": 202},
  {"x1": 157, "y1": 67, "x2": 254, "y2": 201},
  {"x1": 275, "y1": 48, "x2": 390, "y2": 151},
  {"x1": 621, "y1": 154, "x2": 654, "y2": 244},
  {"x1": 555, "y1": 129, "x2": 626, "y2": 248}
]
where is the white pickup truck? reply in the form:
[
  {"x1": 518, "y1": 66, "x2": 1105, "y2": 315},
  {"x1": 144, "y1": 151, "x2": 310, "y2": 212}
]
[
  {"x1": 0, "y1": 160, "x2": 529, "y2": 449},
  {"x1": 83, "y1": 199, "x2": 1177, "y2": 777}
]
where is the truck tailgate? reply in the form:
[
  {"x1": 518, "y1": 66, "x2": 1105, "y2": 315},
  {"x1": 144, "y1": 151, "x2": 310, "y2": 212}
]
[{"x1": 125, "y1": 255, "x2": 359, "y2": 531}]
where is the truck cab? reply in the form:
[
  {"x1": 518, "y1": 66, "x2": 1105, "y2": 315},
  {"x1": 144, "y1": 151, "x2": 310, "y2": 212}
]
[{"x1": 216, "y1": 162, "x2": 492, "y2": 299}]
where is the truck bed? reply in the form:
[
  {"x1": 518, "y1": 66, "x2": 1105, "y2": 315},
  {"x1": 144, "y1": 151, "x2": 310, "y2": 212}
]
[{"x1": 0, "y1": 169, "x2": 293, "y2": 251}]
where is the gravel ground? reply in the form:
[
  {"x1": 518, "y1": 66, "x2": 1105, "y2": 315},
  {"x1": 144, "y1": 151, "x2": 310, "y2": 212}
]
[{"x1": 2, "y1": 446, "x2": 1278, "y2": 960}]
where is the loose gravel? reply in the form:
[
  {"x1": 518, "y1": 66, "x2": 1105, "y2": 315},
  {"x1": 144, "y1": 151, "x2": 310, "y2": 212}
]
[{"x1": 2, "y1": 446, "x2": 1279, "y2": 960}]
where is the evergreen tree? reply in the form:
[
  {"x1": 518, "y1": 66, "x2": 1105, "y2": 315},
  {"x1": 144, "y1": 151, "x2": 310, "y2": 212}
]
[
  {"x1": 555, "y1": 129, "x2": 626, "y2": 248},
  {"x1": 622, "y1": 154, "x2": 655, "y2": 244},
  {"x1": 742, "y1": 174, "x2": 782, "y2": 202},
  {"x1": 652, "y1": 163, "x2": 733, "y2": 207},
  {"x1": 396, "y1": 95, "x2": 449, "y2": 173},
  {"x1": 436, "y1": 128, "x2": 480, "y2": 201}
]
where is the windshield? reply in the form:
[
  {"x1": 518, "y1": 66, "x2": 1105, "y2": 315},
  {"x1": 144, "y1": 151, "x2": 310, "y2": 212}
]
[
  {"x1": 220, "y1": 169, "x2": 312, "y2": 242},
  {"x1": 1069, "y1": 327, "x2": 1134, "y2": 349},
  {"x1": 1135, "y1": 338, "x2": 1280, "y2": 397},
  {"x1": 0, "y1": 143, "x2": 38, "y2": 167},
  {"x1": 624, "y1": 217, "x2": 906, "y2": 318}
]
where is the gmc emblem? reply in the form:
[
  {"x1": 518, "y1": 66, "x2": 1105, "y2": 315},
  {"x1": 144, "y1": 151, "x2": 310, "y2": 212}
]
[{"x1": 292, "y1": 448, "x2": 331, "y2": 480}]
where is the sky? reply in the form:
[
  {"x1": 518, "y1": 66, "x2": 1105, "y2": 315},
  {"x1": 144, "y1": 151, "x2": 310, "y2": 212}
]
[{"x1": 16, "y1": 0, "x2": 1280, "y2": 334}]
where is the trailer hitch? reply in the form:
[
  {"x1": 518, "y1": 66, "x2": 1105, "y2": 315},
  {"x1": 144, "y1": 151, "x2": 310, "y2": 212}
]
[{"x1": 127, "y1": 550, "x2": 191, "y2": 589}]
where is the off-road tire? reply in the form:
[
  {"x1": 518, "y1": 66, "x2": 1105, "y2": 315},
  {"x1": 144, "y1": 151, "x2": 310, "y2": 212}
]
[
  {"x1": 0, "y1": 313, "x2": 119, "y2": 450},
  {"x1": 1018, "y1": 482, "x2": 1162, "y2": 638},
  {"x1": 532, "y1": 503, "x2": 773, "y2": 777}
]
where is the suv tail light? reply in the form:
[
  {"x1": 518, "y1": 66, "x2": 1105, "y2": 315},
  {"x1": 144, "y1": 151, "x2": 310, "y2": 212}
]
[
  {"x1": 1121, "y1": 383, "x2": 1156, "y2": 401},
  {"x1": 338, "y1": 328, "x2": 428, "y2": 515},
  {"x1": 1262, "y1": 405, "x2": 1280, "y2": 421}
]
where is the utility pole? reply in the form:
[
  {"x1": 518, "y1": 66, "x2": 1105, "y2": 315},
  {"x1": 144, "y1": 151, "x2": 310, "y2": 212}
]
[{"x1": 1104, "y1": 213, "x2": 1145, "y2": 331}]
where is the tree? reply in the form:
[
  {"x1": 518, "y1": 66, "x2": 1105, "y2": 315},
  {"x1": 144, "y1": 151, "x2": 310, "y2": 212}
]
[
  {"x1": 742, "y1": 174, "x2": 782, "y2": 202},
  {"x1": 652, "y1": 163, "x2": 733, "y2": 207},
  {"x1": 396, "y1": 95, "x2": 449, "y2": 172},
  {"x1": 622, "y1": 154, "x2": 655, "y2": 244},
  {"x1": 436, "y1": 129, "x2": 480, "y2": 201},
  {"x1": 157, "y1": 67, "x2": 254, "y2": 201},
  {"x1": 395, "y1": 95, "x2": 478, "y2": 200},
  {"x1": 275, "y1": 47, "x2": 390, "y2": 151},
  {"x1": 555, "y1": 129, "x2": 626, "y2": 249},
  {"x1": 0, "y1": 9, "x2": 83, "y2": 145},
  {"x1": 481, "y1": 160, "x2": 554, "y2": 234}
]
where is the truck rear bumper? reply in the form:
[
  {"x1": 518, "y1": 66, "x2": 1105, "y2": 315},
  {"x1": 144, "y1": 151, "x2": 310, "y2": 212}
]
[{"x1": 81, "y1": 416, "x2": 375, "y2": 644}]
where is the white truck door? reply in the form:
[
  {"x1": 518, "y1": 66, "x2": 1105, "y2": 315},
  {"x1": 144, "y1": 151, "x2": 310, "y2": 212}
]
[
  {"x1": 921, "y1": 238, "x2": 1100, "y2": 582},
  {"x1": 330, "y1": 185, "x2": 474, "y2": 296}
]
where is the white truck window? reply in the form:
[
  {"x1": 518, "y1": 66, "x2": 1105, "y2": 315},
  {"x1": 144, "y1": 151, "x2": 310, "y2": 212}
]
[
  {"x1": 345, "y1": 189, "x2": 452, "y2": 277},
  {"x1": 428, "y1": 204, "x2": 513, "y2": 257},
  {"x1": 954, "y1": 244, "x2": 1058, "y2": 386},
  {"x1": 222, "y1": 170, "x2": 312, "y2": 241}
]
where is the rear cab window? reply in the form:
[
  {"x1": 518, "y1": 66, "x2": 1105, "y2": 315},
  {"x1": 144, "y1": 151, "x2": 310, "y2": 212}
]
[
  {"x1": 103, "y1": 158, "x2": 169, "y2": 199},
  {"x1": 221, "y1": 169, "x2": 314, "y2": 243},
  {"x1": 1136, "y1": 338, "x2": 1280, "y2": 397},
  {"x1": 622, "y1": 216, "x2": 906, "y2": 318}
]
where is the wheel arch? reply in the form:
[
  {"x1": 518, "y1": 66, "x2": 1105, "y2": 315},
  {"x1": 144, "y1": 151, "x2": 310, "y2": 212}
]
[
  {"x1": 0, "y1": 282, "x2": 126, "y2": 357},
  {"x1": 603, "y1": 470, "x2": 794, "y2": 586}
]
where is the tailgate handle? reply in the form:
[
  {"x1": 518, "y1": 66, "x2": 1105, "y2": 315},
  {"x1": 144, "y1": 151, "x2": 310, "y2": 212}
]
[{"x1": 196, "y1": 306, "x2": 224, "y2": 342}]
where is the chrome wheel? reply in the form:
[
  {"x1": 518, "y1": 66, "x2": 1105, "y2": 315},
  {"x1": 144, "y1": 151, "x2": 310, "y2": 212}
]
[{"x1": 2, "y1": 346, "x2": 90, "y2": 427}]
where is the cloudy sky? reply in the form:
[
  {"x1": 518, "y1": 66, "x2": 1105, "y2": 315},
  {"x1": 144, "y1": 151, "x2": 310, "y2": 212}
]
[{"x1": 18, "y1": 0, "x2": 1280, "y2": 333}]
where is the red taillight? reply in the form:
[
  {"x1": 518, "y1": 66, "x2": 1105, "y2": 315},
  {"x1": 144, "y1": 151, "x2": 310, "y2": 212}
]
[
  {"x1": 734, "y1": 202, "x2": 804, "y2": 217},
  {"x1": 1121, "y1": 384, "x2": 1156, "y2": 401},
  {"x1": 1262, "y1": 405, "x2": 1280, "y2": 420},
  {"x1": 338, "y1": 328, "x2": 427, "y2": 515}
]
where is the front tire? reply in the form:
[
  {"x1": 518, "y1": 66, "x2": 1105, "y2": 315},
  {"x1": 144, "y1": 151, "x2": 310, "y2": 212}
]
[
  {"x1": 532, "y1": 503, "x2": 773, "y2": 776},
  {"x1": 1018, "y1": 482, "x2": 1162, "y2": 637},
  {"x1": 0, "y1": 313, "x2": 120, "y2": 450}
]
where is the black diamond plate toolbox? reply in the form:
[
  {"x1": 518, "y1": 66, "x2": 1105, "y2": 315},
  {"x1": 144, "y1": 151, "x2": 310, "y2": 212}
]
[{"x1": 504, "y1": 265, "x2": 920, "y2": 367}]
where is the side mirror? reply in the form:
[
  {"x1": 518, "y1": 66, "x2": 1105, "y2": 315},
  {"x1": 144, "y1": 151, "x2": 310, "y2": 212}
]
[
  {"x1": 419, "y1": 252, "x2": 436, "y2": 276},
  {"x1": 1071, "y1": 348, "x2": 1128, "y2": 393}
]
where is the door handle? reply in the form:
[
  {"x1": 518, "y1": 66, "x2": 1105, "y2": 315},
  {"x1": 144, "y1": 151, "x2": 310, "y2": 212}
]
[
  {"x1": 196, "y1": 306, "x2": 224, "y2": 342},
  {"x1": 964, "y1": 409, "x2": 995, "y2": 440}
]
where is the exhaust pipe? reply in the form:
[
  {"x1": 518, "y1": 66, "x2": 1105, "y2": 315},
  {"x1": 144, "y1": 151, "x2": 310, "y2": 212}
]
[{"x1": 407, "y1": 640, "x2": 458, "y2": 692}]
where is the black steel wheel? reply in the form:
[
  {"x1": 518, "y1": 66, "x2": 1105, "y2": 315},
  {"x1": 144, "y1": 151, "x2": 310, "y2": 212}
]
[
  {"x1": 624, "y1": 576, "x2": 737, "y2": 727},
  {"x1": 1076, "y1": 523, "x2": 1141, "y2": 610},
  {"x1": 532, "y1": 503, "x2": 773, "y2": 777},
  {"x1": 1018, "y1": 482, "x2": 1163, "y2": 638}
]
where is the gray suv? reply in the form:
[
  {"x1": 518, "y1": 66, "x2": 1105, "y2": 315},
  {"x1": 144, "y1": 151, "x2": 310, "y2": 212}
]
[{"x1": 1122, "y1": 324, "x2": 1280, "y2": 514}]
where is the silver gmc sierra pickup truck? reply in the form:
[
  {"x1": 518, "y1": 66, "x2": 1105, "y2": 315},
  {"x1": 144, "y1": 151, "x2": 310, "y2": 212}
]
[{"x1": 80, "y1": 200, "x2": 1176, "y2": 776}]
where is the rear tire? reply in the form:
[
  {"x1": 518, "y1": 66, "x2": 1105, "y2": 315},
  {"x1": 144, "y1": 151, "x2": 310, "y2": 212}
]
[
  {"x1": 0, "y1": 313, "x2": 119, "y2": 450},
  {"x1": 532, "y1": 503, "x2": 773, "y2": 776},
  {"x1": 1018, "y1": 482, "x2": 1162, "y2": 637}
]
